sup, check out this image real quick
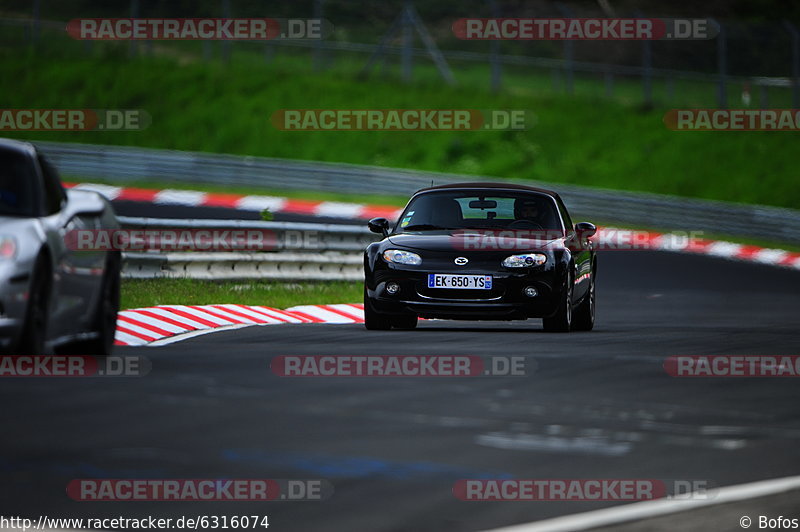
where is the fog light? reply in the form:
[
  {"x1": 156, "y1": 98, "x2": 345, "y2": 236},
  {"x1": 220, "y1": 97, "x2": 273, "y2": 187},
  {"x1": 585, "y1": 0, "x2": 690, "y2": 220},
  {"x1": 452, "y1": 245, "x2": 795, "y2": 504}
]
[
  {"x1": 523, "y1": 286, "x2": 538, "y2": 298},
  {"x1": 386, "y1": 282, "x2": 400, "y2": 295}
]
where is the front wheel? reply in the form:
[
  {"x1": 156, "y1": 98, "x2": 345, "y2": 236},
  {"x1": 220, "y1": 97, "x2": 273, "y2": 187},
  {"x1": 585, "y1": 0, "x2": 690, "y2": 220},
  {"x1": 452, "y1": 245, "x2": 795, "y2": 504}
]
[
  {"x1": 18, "y1": 255, "x2": 51, "y2": 354},
  {"x1": 542, "y1": 275, "x2": 573, "y2": 333},
  {"x1": 363, "y1": 287, "x2": 391, "y2": 330},
  {"x1": 65, "y1": 253, "x2": 121, "y2": 357},
  {"x1": 572, "y1": 273, "x2": 595, "y2": 331},
  {"x1": 85, "y1": 254, "x2": 121, "y2": 356}
]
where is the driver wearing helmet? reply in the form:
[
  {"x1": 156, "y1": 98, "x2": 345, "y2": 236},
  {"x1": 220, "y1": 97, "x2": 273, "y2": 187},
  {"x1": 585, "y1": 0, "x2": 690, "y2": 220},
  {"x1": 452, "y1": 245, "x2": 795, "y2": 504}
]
[{"x1": 514, "y1": 197, "x2": 542, "y2": 222}]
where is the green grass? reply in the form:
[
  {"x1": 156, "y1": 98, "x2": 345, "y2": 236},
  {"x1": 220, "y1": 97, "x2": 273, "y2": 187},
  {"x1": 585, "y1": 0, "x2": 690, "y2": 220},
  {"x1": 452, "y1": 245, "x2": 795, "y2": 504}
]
[
  {"x1": 2, "y1": 39, "x2": 799, "y2": 211},
  {"x1": 121, "y1": 279, "x2": 362, "y2": 311}
]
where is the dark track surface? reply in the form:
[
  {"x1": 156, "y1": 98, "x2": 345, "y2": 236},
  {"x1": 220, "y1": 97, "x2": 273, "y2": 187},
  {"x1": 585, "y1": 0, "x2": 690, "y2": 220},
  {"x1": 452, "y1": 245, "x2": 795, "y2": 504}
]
[
  {"x1": 2, "y1": 224, "x2": 800, "y2": 530},
  {"x1": 112, "y1": 200, "x2": 375, "y2": 225}
]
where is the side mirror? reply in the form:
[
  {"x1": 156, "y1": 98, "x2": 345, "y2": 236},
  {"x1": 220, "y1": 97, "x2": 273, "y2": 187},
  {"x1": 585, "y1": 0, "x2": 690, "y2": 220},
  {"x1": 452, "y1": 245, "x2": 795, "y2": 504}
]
[
  {"x1": 368, "y1": 217, "x2": 390, "y2": 237},
  {"x1": 575, "y1": 222, "x2": 597, "y2": 238}
]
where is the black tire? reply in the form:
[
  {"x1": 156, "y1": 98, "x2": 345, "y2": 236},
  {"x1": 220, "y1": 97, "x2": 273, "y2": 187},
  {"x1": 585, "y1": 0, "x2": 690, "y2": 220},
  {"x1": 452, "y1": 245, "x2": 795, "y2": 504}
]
[
  {"x1": 542, "y1": 272, "x2": 573, "y2": 333},
  {"x1": 84, "y1": 253, "x2": 121, "y2": 356},
  {"x1": 18, "y1": 254, "x2": 51, "y2": 355},
  {"x1": 392, "y1": 315, "x2": 418, "y2": 330},
  {"x1": 364, "y1": 287, "x2": 391, "y2": 330},
  {"x1": 572, "y1": 272, "x2": 595, "y2": 331}
]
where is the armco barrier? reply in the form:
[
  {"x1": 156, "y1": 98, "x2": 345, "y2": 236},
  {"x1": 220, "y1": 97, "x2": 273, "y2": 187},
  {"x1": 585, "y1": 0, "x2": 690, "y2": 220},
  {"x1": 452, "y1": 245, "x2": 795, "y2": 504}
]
[{"x1": 36, "y1": 141, "x2": 800, "y2": 244}]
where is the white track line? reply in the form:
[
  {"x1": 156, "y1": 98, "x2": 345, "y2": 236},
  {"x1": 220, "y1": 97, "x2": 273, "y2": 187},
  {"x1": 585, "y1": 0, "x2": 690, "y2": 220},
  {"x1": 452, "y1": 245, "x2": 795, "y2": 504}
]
[
  {"x1": 483, "y1": 475, "x2": 800, "y2": 532},
  {"x1": 148, "y1": 324, "x2": 251, "y2": 346}
]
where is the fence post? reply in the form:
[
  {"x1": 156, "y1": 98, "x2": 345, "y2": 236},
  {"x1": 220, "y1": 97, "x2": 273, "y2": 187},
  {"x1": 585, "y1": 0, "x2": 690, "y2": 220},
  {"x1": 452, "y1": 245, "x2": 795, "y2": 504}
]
[
  {"x1": 642, "y1": 39, "x2": 653, "y2": 105},
  {"x1": 32, "y1": 0, "x2": 41, "y2": 45},
  {"x1": 555, "y1": 3, "x2": 574, "y2": 95},
  {"x1": 488, "y1": 0, "x2": 501, "y2": 93},
  {"x1": 313, "y1": 0, "x2": 325, "y2": 71},
  {"x1": 222, "y1": 0, "x2": 232, "y2": 64},
  {"x1": 129, "y1": 0, "x2": 139, "y2": 57},
  {"x1": 716, "y1": 22, "x2": 727, "y2": 109},
  {"x1": 633, "y1": 10, "x2": 652, "y2": 106},
  {"x1": 784, "y1": 21, "x2": 800, "y2": 109},
  {"x1": 402, "y1": 2, "x2": 413, "y2": 83}
]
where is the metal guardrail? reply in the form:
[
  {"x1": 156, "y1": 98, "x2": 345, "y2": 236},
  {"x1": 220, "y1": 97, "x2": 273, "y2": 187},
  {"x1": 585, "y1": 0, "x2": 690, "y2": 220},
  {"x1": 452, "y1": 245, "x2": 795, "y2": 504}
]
[
  {"x1": 37, "y1": 141, "x2": 800, "y2": 244},
  {"x1": 123, "y1": 251, "x2": 363, "y2": 280},
  {"x1": 117, "y1": 217, "x2": 371, "y2": 279},
  {"x1": 119, "y1": 216, "x2": 375, "y2": 252}
]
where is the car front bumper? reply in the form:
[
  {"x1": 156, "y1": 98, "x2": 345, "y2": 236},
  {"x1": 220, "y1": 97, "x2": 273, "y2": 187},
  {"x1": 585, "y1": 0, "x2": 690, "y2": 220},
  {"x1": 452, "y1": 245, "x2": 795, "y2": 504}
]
[{"x1": 367, "y1": 268, "x2": 564, "y2": 320}]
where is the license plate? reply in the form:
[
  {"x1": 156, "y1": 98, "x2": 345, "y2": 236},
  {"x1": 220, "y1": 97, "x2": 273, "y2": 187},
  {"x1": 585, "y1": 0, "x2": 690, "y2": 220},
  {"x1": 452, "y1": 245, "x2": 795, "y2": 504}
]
[{"x1": 428, "y1": 274, "x2": 492, "y2": 290}]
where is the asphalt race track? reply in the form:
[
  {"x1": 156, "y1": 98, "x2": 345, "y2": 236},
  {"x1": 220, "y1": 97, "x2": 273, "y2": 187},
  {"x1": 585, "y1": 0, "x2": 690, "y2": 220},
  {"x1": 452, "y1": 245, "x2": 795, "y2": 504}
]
[
  {"x1": 112, "y1": 200, "x2": 375, "y2": 225},
  {"x1": 2, "y1": 239, "x2": 800, "y2": 531}
]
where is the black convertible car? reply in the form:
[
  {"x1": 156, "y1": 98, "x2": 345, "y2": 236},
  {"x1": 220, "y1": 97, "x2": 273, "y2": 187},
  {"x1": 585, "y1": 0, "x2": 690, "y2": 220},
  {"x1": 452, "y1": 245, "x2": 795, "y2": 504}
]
[{"x1": 364, "y1": 183, "x2": 596, "y2": 332}]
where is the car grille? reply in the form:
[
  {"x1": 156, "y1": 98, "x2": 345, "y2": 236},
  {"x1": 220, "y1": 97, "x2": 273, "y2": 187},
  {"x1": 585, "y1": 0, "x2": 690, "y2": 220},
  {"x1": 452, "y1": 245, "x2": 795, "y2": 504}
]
[{"x1": 416, "y1": 284, "x2": 505, "y2": 301}]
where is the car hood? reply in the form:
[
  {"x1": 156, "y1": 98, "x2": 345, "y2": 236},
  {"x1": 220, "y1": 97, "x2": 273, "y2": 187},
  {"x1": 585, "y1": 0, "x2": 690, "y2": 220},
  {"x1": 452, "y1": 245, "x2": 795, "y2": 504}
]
[{"x1": 387, "y1": 231, "x2": 565, "y2": 252}]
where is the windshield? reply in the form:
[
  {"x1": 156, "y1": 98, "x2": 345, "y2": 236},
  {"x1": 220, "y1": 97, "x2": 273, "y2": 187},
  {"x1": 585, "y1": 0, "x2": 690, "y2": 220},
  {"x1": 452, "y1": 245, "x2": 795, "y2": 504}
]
[
  {"x1": 395, "y1": 190, "x2": 564, "y2": 235},
  {"x1": 0, "y1": 148, "x2": 38, "y2": 217}
]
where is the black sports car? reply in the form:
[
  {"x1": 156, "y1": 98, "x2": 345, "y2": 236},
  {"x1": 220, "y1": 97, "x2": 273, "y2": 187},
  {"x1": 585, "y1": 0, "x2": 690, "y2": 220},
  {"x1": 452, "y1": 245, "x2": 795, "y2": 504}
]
[{"x1": 363, "y1": 183, "x2": 597, "y2": 332}]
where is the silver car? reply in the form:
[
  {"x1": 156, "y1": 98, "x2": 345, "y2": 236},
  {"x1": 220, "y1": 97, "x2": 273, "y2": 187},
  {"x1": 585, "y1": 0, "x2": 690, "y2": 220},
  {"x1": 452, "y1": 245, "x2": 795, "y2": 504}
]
[{"x1": 0, "y1": 138, "x2": 121, "y2": 355}]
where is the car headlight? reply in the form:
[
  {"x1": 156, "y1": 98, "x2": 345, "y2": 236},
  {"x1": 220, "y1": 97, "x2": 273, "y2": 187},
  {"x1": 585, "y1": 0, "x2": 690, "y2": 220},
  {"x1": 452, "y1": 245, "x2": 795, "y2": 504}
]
[
  {"x1": 0, "y1": 237, "x2": 16, "y2": 260},
  {"x1": 502, "y1": 253, "x2": 546, "y2": 267},
  {"x1": 383, "y1": 249, "x2": 422, "y2": 265}
]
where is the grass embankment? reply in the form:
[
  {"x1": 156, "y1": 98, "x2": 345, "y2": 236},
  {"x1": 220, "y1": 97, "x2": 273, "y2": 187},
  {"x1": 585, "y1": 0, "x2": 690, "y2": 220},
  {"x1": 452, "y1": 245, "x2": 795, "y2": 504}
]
[
  {"x1": 1, "y1": 47, "x2": 798, "y2": 210},
  {"x1": 4, "y1": 43, "x2": 797, "y2": 310}
]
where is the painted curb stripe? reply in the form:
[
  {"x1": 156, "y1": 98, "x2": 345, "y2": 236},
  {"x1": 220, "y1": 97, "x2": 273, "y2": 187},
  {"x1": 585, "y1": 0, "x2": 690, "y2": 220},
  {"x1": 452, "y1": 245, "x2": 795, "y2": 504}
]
[{"x1": 114, "y1": 303, "x2": 366, "y2": 346}]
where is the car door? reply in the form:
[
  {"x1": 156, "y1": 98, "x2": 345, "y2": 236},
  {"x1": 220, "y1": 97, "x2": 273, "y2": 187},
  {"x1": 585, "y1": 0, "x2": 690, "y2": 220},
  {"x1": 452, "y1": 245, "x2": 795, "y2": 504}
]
[{"x1": 37, "y1": 154, "x2": 103, "y2": 340}]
